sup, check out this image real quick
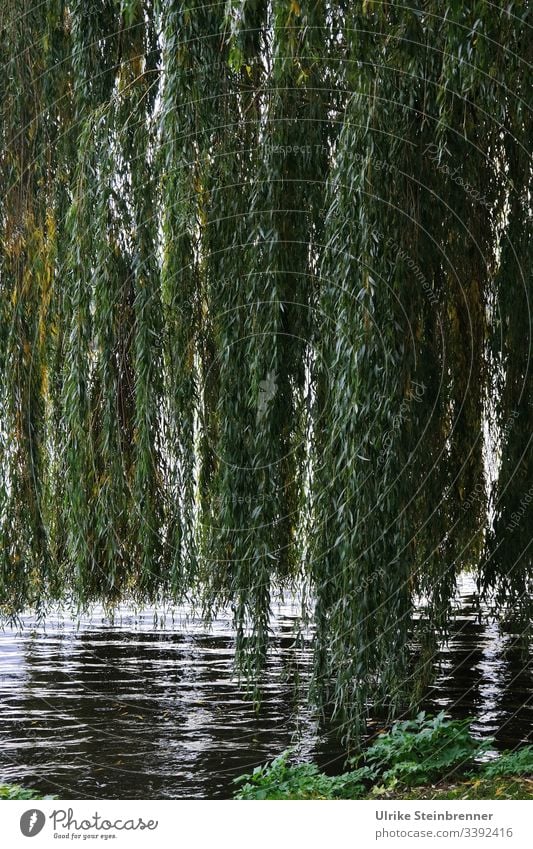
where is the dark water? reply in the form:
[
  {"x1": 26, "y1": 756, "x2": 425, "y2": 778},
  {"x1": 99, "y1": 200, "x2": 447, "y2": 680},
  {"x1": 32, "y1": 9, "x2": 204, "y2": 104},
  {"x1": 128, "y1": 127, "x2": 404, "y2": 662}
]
[{"x1": 0, "y1": 575, "x2": 531, "y2": 799}]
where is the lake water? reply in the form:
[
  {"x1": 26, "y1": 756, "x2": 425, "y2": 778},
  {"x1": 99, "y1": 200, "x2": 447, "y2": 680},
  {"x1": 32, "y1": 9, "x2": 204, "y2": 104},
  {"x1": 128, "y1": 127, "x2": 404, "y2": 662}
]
[{"x1": 0, "y1": 575, "x2": 531, "y2": 798}]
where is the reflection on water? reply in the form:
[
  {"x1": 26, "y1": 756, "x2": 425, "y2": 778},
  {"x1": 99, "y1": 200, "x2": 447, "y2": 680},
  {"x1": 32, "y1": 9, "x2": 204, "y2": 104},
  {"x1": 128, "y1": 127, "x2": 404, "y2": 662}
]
[{"x1": 0, "y1": 575, "x2": 531, "y2": 799}]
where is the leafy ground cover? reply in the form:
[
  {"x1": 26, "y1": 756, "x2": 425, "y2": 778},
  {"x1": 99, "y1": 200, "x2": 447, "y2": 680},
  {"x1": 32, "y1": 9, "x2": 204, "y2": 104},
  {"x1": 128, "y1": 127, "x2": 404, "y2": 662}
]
[
  {"x1": 233, "y1": 714, "x2": 533, "y2": 800},
  {"x1": 0, "y1": 783, "x2": 57, "y2": 800}
]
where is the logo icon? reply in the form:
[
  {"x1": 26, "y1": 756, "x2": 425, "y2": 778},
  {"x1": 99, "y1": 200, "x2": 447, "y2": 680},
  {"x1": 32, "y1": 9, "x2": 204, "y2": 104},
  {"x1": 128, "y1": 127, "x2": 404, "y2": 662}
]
[{"x1": 20, "y1": 809, "x2": 46, "y2": 838}]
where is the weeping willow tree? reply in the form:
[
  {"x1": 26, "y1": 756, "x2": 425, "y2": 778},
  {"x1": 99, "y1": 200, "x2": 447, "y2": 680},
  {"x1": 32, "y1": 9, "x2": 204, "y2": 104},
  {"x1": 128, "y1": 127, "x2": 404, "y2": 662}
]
[{"x1": 0, "y1": 0, "x2": 531, "y2": 744}]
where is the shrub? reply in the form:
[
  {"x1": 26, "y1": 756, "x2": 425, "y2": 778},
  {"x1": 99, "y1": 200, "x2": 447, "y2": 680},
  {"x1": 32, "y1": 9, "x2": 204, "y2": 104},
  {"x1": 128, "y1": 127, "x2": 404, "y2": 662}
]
[
  {"x1": 481, "y1": 746, "x2": 533, "y2": 778},
  {"x1": 233, "y1": 751, "x2": 372, "y2": 800},
  {"x1": 356, "y1": 712, "x2": 489, "y2": 787},
  {"x1": 233, "y1": 713, "x2": 501, "y2": 799}
]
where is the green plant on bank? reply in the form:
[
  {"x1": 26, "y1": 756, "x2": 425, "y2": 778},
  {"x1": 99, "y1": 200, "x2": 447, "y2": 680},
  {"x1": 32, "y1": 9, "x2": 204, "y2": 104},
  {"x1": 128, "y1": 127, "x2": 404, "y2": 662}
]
[
  {"x1": 234, "y1": 751, "x2": 373, "y2": 800},
  {"x1": 480, "y1": 746, "x2": 533, "y2": 778},
  {"x1": 355, "y1": 711, "x2": 490, "y2": 788},
  {"x1": 0, "y1": 783, "x2": 57, "y2": 800},
  {"x1": 234, "y1": 714, "x2": 533, "y2": 800}
]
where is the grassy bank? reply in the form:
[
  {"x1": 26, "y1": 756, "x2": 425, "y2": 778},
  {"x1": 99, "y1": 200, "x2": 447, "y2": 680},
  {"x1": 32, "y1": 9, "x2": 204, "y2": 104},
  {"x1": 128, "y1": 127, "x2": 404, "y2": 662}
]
[
  {"x1": 375, "y1": 777, "x2": 533, "y2": 800},
  {"x1": 234, "y1": 764, "x2": 533, "y2": 801},
  {"x1": 2, "y1": 776, "x2": 531, "y2": 802}
]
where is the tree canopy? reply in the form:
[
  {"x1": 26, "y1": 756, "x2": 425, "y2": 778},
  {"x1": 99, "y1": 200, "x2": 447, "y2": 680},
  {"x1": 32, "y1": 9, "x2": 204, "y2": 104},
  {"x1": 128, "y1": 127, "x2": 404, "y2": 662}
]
[{"x1": 0, "y1": 0, "x2": 531, "y2": 742}]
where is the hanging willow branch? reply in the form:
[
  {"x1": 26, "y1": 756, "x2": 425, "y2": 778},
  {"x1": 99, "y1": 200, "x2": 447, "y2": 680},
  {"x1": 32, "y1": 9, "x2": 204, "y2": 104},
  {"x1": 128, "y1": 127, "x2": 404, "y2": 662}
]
[{"x1": 0, "y1": 0, "x2": 531, "y2": 743}]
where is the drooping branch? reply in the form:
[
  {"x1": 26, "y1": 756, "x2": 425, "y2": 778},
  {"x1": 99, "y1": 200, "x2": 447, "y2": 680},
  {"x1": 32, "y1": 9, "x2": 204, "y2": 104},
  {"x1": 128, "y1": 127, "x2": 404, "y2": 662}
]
[{"x1": 0, "y1": 0, "x2": 530, "y2": 744}]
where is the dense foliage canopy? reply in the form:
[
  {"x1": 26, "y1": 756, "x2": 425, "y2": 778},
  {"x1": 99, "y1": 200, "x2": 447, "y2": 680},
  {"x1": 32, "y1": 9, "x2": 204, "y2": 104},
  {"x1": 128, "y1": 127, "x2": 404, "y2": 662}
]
[{"x1": 0, "y1": 0, "x2": 531, "y2": 741}]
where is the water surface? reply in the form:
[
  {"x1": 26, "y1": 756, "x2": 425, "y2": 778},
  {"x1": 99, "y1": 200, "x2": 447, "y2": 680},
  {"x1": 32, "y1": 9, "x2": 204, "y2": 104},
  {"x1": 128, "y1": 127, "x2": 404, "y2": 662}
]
[{"x1": 0, "y1": 575, "x2": 531, "y2": 798}]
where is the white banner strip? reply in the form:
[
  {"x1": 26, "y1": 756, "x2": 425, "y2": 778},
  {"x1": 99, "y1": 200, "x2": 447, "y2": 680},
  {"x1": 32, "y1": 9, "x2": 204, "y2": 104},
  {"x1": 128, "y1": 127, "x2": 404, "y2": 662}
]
[{"x1": 1, "y1": 799, "x2": 532, "y2": 849}]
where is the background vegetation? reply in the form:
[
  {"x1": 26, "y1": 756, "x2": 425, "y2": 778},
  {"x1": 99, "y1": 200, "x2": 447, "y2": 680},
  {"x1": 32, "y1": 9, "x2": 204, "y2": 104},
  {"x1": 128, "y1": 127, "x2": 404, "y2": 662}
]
[{"x1": 0, "y1": 1, "x2": 531, "y2": 746}]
